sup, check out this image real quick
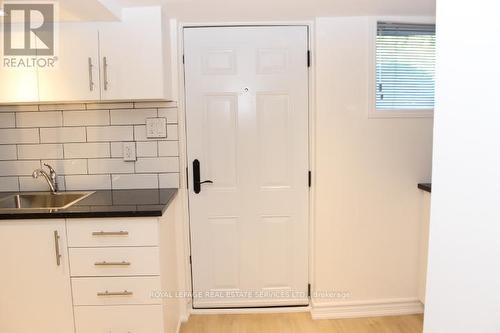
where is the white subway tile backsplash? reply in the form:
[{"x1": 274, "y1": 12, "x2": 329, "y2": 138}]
[
  {"x1": 42, "y1": 159, "x2": 87, "y2": 175},
  {"x1": 16, "y1": 111, "x2": 62, "y2": 128},
  {"x1": 112, "y1": 174, "x2": 158, "y2": 189},
  {"x1": 0, "y1": 128, "x2": 39, "y2": 144},
  {"x1": 135, "y1": 157, "x2": 179, "y2": 173},
  {"x1": 64, "y1": 143, "x2": 110, "y2": 158},
  {"x1": 0, "y1": 113, "x2": 16, "y2": 128},
  {"x1": 158, "y1": 108, "x2": 178, "y2": 124},
  {"x1": 19, "y1": 175, "x2": 66, "y2": 191},
  {"x1": 0, "y1": 177, "x2": 19, "y2": 191},
  {"x1": 110, "y1": 109, "x2": 157, "y2": 125},
  {"x1": 110, "y1": 142, "x2": 123, "y2": 158},
  {"x1": 159, "y1": 173, "x2": 180, "y2": 188},
  {"x1": 0, "y1": 102, "x2": 180, "y2": 192},
  {"x1": 40, "y1": 127, "x2": 86, "y2": 143},
  {"x1": 158, "y1": 141, "x2": 179, "y2": 156},
  {"x1": 65, "y1": 175, "x2": 111, "y2": 190},
  {"x1": 134, "y1": 124, "x2": 178, "y2": 141},
  {"x1": 18, "y1": 144, "x2": 64, "y2": 160},
  {"x1": 137, "y1": 141, "x2": 158, "y2": 157},
  {"x1": 88, "y1": 159, "x2": 134, "y2": 174},
  {"x1": 0, "y1": 145, "x2": 17, "y2": 160},
  {"x1": 87, "y1": 126, "x2": 133, "y2": 142},
  {"x1": 63, "y1": 110, "x2": 110, "y2": 126},
  {"x1": 0, "y1": 160, "x2": 41, "y2": 176}
]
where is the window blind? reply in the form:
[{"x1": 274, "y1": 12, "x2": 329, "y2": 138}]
[{"x1": 376, "y1": 22, "x2": 436, "y2": 110}]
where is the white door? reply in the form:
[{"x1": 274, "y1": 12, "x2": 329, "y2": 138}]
[
  {"x1": 185, "y1": 26, "x2": 309, "y2": 308},
  {"x1": 0, "y1": 220, "x2": 74, "y2": 333},
  {"x1": 38, "y1": 23, "x2": 100, "y2": 102}
]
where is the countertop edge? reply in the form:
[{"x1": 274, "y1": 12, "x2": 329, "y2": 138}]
[{"x1": 418, "y1": 183, "x2": 432, "y2": 193}]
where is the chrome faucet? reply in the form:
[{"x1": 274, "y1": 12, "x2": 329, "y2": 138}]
[{"x1": 32, "y1": 163, "x2": 59, "y2": 193}]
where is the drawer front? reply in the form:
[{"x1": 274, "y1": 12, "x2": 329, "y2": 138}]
[
  {"x1": 72, "y1": 276, "x2": 162, "y2": 306},
  {"x1": 67, "y1": 218, "x2": 159, "y2": 247},
  {"x1": 69, "y1": 247, "x2": 160, "y2": 277},
  {"x1": 74, "y1": 305, "x2": 164, "y2": 333}
]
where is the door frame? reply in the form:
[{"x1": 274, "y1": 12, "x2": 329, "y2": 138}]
[{"x1": 175, "y1": 21, "x2": 317, "y2": 314}]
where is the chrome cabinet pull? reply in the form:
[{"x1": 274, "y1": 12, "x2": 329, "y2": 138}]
[
  {"x1": 92, "y1": 231, "x2": 129, "y2": 236},
  {"x1": 88, "y1": 57, "x2": 94, "y2": 91},
  {"x1": 54, "y1": 230, "x2": 62, "y2": 266},
  {"x1": 97, "y1": 290, "x2": 133, "y2": 297},
  {"x1": 103, "y1": 56, "x2": 109, "y2": 91},
  {"x1": 94, "y1": 261, "x2": 131, "y2": 266}
]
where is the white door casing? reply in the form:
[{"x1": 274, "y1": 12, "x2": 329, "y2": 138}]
[{"x1": 184, "y1": 26, "x2": 310, "y2": 308}]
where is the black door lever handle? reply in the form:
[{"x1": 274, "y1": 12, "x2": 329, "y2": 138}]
[{"x1": 193, "y1": 159, "x2": 213, "y2": 194}]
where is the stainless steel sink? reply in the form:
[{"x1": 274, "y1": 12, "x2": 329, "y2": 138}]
[{"x1": 0, "y1": 192, "x2": 94, "y2": 211}]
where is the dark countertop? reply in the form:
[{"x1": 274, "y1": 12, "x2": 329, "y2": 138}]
[
  {"x1": 0, "y1": 188, "x2": 178, "y2": 220},
  {"x1": 418, "y1": 183, "x2": 432, "y2": 193}
]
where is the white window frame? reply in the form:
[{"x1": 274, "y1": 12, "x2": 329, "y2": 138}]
[{"x1": 368, "y1": 16, "x2": 436, "y2": 119}]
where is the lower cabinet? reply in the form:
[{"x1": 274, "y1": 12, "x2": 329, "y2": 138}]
[
  {"x1": 0, "y1": 220, "x2": 74, "y2": 333},
  {"x1": 74, "y1": 305, "x2": 164, "y2": 333}
]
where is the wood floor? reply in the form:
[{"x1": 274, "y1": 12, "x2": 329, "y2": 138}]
[{"x1": 180, "y1": 313, "x2": 423, "y2": 333}]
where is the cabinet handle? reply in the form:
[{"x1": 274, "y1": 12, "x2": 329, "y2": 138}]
[
  {"x1": 97, "y1": 290, "x2": 133, "y2": 297},
  {"x1": 92, "y1": 231, "x2": 129, "y2": 236},
  {"x1": 103, "y1": 56, "x2": 109, "y2": 91},
  {"x1": 54, "y1": 230, "x2": 62, "y2": 266},
  {"x1": 88, "y1": 57, "x2": 94, "y2": 91},
  {"x1": 94, "y1": 261, "x2": 131, "y2": 266}
]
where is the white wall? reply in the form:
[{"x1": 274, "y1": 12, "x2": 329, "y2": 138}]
[
  {"x1": 312, "y1": 17, "x2": 434, "y2": 317},
  {"x1": 424, "y1": 0, "x2": 500, "y2": 332}
]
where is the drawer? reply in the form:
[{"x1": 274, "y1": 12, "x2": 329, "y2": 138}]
[
  {"x1": 67, "y1": 218, "x2": 159, "y2": 247},
  {"x1": 74, "y1": 305, "x2": 164, "y2": 333},
  {"x1": 69, "y1": 247, "x2": 160, "y2": 277},
  {"x1": 72, "y1": 276, "x2": 162, "y2": 306}
]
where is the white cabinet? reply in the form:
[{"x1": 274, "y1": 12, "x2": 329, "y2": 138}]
[
  {"x1": 0, "y1": 220, "x2": 75, "y2": 333},
  {"x1": 99, "y1": 7, "x2": 170, "y2": 101},
  {"x1": 0, "y1": 25, "x2": 39, "y2": 103},
  {"x1": 38, "y1": 23, "x2": 100, "y2": 102}
]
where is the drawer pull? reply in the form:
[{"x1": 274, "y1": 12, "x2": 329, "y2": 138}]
[
  {"x1": 92, "y1": 231, "x2": 129, "y2": 236},
  {"x1": 97, "y1": 290, "x2": 133, "y2": 297},
  {"x1": 94, "y1": 261, "x2": 131, "y2": 266}
]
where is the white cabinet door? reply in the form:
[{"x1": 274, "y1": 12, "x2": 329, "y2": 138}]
[
  {"x1": 38, "y1": 23, "x2": 100, "y2": 102},
  {"x1": 99, "y1": 7, "x2": 166, "y2": 101},
  {"x1": 0, "y1": 220, "x2": 75, "y2": 333},
  {"x1": 0, "y1": 24, "x2": 39, "y2": 103}
]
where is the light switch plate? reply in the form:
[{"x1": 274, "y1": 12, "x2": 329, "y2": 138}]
[
  {"x1": 146, "y1": 117, "x2": 167, "y2": 138},
  {"x1": 123, "y1": 142, "x2": 136, "y2": 161}
]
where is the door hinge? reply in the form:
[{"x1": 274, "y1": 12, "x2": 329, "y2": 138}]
[
  {"x1": 186, "y1": 167, "x2": 189, "y2": 189},
  {"x1": 189, "y1": 255, "x2": 192, "y2": 265},
  {"x1": 308, "y1": 171, "x2": 312, "y2": 188},
  {"x1": 307, "y1": 50, "x2": 311, "y2": 68},
  {"x1": 308, "y1": 283, "x2": 311, "y2": 297},
  {"x1": 183, "y1": 54, "x2": 185, "y2": 64}
]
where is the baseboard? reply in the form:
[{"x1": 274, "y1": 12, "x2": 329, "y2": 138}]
[
  {"x1": 191, "y1": 305, "x2": 311, "y2": 315},
  {"x1": 310, "y1": 298, "x2": 424, "y2": 320}
]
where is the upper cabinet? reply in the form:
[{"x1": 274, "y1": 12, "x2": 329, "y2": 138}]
[
  {"x1": 0, "y1": 24, "x2": 39, "y2": 103},
  {"x1": 99, "y1": 7, "x2": 169, "y2": 101},
  {"x1": 1, "y1": 6, "x2": 176, "y2": 104},
  {"x1": 38, "y1": 23, "x2": 100, "y2": 102}
]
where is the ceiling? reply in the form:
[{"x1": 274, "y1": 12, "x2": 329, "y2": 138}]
[{"x1": 1, "y1": 0, "x2": 436, "y2": 22}]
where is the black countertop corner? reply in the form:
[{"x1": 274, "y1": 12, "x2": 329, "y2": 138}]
[
  {"x1": 0, "y1": 188, "x2": 178, "y2": 220},
  {"x1": 418, "y1": 183, "x2": 432, "y2": 193}
]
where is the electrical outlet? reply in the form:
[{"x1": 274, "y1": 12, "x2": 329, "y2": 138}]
[
  {"x1": 123, "y1": 142, "x2": 136, "y2": 162},
  {"x1": 146, "y1": 117, "x2": 167, "y2": 138}
]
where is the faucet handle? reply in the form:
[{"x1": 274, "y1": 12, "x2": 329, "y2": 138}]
[{"x1": 43, "y1": 163, "x2": 56, "y2": 176}]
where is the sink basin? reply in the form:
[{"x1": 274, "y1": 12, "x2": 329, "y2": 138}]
[{"x1": 0, "y1": 192, "x2": 94, "y2": 211}]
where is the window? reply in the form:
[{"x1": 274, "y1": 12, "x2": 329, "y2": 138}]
[{"x1": 375, "y1": 22, "x2": 436, "y2": 113}]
